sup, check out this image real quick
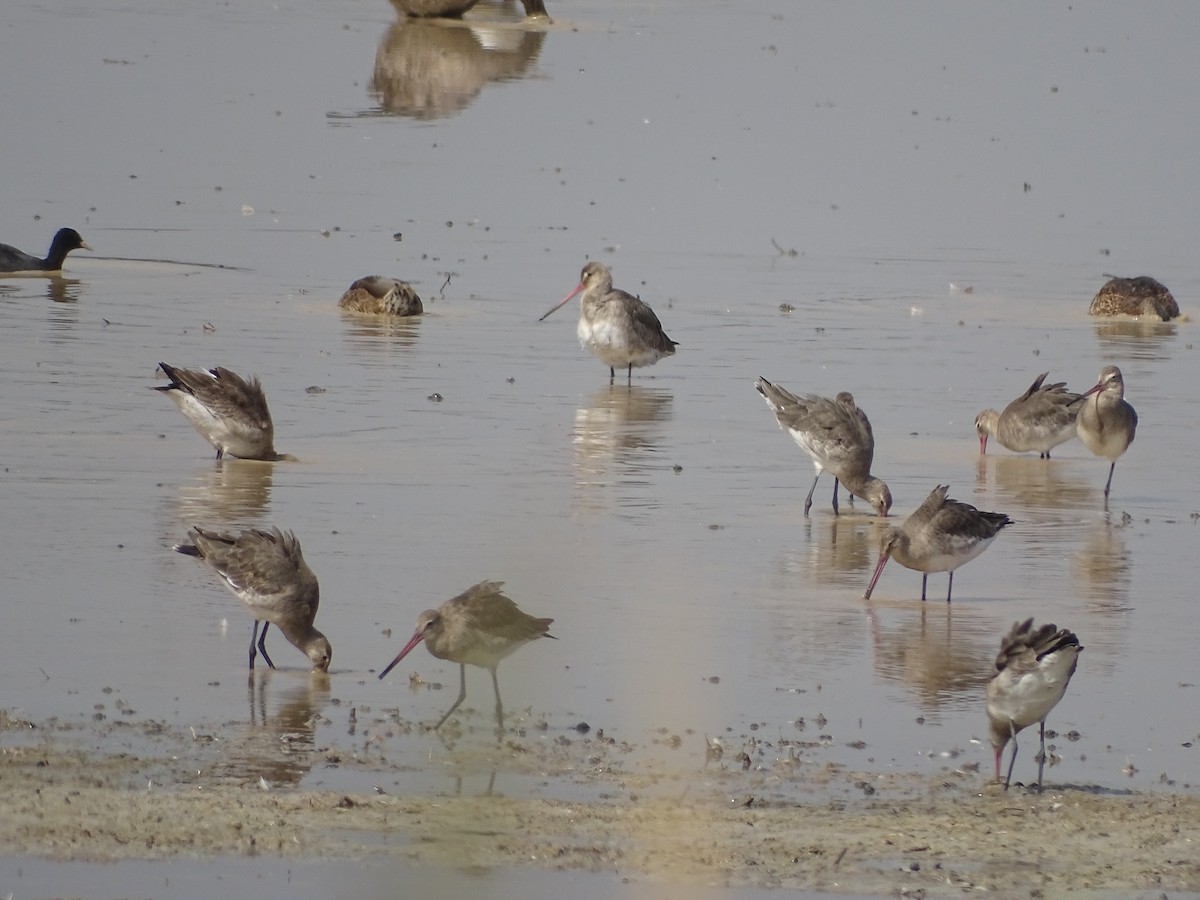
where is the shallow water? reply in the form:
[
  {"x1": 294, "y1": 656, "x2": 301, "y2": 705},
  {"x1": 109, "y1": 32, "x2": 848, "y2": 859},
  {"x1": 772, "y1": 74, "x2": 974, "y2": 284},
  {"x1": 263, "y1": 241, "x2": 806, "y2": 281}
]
[{"x1": 3, "y1": 0, "x2": 1200, "y2": 892}]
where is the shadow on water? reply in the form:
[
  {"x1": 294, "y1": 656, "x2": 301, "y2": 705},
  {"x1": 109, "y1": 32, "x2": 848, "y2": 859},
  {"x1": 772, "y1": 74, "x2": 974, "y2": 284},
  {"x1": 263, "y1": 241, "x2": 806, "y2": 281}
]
[{"x1": 346, "y1": 2, "x2": 548, "y2": 121}]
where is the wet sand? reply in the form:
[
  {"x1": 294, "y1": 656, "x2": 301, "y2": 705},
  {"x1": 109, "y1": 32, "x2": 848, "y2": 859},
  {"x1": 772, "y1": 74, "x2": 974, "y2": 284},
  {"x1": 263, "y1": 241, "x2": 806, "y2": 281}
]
[{"x1": 3, "y1": 711, "x2": 1199, "y2": 897}]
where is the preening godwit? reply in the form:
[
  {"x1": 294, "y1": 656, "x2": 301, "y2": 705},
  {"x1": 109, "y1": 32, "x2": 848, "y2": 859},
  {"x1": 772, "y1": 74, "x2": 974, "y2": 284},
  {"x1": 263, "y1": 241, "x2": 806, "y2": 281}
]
[
  {"x1": 378, "y1": 580, "x2": 554, "y2": 730},
  {"x1": 153, "y1": 363, "x2": 295, "y2": 461},
  {"x1": 986, "y1": 618, "x2": 1082, "y2": 791},
  {"x1": 0, "y1": 228, "x2": 91, "y2": 273},
  {"x1": 175, "y1": 526, "x2": 332, "y2": 673},
  {"x1": 754, "y1": 377, "x2": 892, "y2": 517},
  {"x1": 540, "y1": 261, "x2": 678, "y2": 384},
  {"x1": 1076, "y1": 365, "x2": 1137, "y2": 500},
  {"x1": 975, "y1": 372, "x2": 1081, "y2": 458},
  {"x1": 863, "y1": 485, "x2": 1012, "y2": 602}
]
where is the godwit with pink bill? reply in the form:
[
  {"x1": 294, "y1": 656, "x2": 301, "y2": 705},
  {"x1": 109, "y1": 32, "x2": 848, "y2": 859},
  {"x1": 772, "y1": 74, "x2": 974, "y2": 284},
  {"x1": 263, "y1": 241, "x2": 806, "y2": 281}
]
[
  {"x1": 175, "y1": 526, "x2": 332, "y2": 673},
  {"x1": 378, "y1": 580, "x2": 555, "y2": 730},
  {"x1": 1076, "y1": 365, "x2": 1137, "y2": 501},
  {"x1": 540, "y1": 261, "x2": 677, "y2": 384},
  {"x1": 975, "y1": 372, "x2": 1080, "y2": 458},
  {"x1": 863, "y1": 485, "x2": 1012, "y2": 602},
  {"x1": 754, "y1": 377, "x2": 892, "y2": 517},
  {"x1": 986, "y1": 618, "x2": 1082, "y2": 791}
]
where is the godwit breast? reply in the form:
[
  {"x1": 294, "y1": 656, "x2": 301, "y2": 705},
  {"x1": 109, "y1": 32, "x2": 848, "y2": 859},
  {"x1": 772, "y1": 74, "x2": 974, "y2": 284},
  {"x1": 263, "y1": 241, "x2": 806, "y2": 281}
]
[
  {"x1": 1089, "y1": 275, "x2": 1179, "y2": 321},
  {"x1": 540, "y1": 261, "x2": 678, "y2": 384},
  {"x1": 863, "y1": 485, "x2": 1012, "y2": 602},
  {"x1": 378, "y1": 580, "x2": 554, "y2": 730},
  {"x1": 337, "y1": 275, "x2": 423, "y2": 316},
  {"x1": 1076, "y1": 365, "x2": 1137, "y2": 500},
  {"x1": 986, "y1": 618, "x2": 1082, "y2": 791},
  {"x1": 975, "y1": 372, "x2": 1081, "y2": 458},
  {"x1": 0, "y1": 227, "x2": 91, "y2": 274},
  {"x1": 754, "y1": 377, "x2": 892, "y2": 517},
  {"x1": 175, "y1": 526, "x2": 332, "y2": 673},
  {"x1": 153, "y1": 362, "x2": 296, "y2": 461}
]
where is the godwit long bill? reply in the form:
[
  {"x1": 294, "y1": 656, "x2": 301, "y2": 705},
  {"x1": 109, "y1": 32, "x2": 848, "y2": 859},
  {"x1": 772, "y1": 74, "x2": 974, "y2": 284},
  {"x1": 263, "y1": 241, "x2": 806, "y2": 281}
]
[
  {"x1": 378, "y1": 580, "x2": 555, "y2": 730},
  {"x1": 1076, "y1": 365, "x2": 1137, "y2": 501},
  {"x1": 975, "y1": 372, "x2": 1081, "y2": 458},
  {"x1": 986, "y1": 618, "x2": 1082, "y2": 791},
  {"x1": 754, "y1": 377, "x2": 892, "y2": 517},
  {"x1": 863, "y1": 485, "x2": 1012, "y2": 602},
  {"x1": 540, "y1": 261, "x2": 677, "y2": 384},
  {"x1": 175, "y1": 526, "x2": 332, "y2": 673},
  {"x1": 153, "y1": 363, "x2": 296, "y2": 461}
]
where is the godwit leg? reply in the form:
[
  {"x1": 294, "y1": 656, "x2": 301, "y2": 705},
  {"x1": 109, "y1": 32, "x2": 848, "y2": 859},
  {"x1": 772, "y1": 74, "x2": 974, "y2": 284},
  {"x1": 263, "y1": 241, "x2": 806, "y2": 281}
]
[
  {"x1": 626, "y1": 363, "x2": 633, "y2": 384},
  {"x1": 490, "y1": 667, "x2": 505, "y2": 730},
  {"x1": 831, "y1": 478, "x2": 841, "y2": 516},
  {"x1": 1103, "y1": 462, "x2": 1116, "y2": 498},
  {"x1": 434, "y1": 662, "x2": 469, "y2": 730},
  {"x1": 251, "y1": 621, "x2": 276, "y2": 670},
  {"x1": 946, "y1": 571, "x2": 954, "y2": 604},
  {"x1": 216, "y1": 447, "x2": 224, "y2": 461},
  {"x1": 803, "y1": 473, "x2": 821, "y2": 518},
  {"x1": 1036, "y1": 720, "x2": 1048, "y2": 792},
  {"x1": 1003, "y1": 720, "x2": 1018, "y2": 790},
  {"x1": 920, "y1": 574, "x2": 929, "y2": 601}
]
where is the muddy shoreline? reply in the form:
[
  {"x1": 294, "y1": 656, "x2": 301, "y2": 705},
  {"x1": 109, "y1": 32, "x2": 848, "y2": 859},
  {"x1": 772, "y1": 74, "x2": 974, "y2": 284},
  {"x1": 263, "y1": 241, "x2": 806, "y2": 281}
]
[{"x1": 3, "y1": 713, "x2": 1197, "y2": 897}]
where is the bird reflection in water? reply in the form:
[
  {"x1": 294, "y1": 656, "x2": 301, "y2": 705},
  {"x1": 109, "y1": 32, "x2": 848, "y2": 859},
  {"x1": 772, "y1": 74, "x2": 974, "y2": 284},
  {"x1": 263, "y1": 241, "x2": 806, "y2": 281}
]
[
  {"x1": 340, "y1": 311, "x2": 423, "y2": 356},
  {"x1": 792, "y1": 515, "x2": 876, "y2": 588},
  {"x1": 46, "y1": 275, "x2": 83, "y2": 304},
  {"x1": 1092, "y1": 319, "x2": 1177, "y2": 360},
  {"x1": 1072, "y1": 513, "x2": 1133, "y2": 612},
  {"x1": 172, "y1": 459, "x2": 275, "y2": 524},
  {"x1": 204, "y1": 672, "x2": 331, "y2": 788},
  {"x1": 572, "y1": 385, "x2": 673, "y2": 511},
  {"x1": 866, "y1": 604, "x2": 993, "y2": 714},
  {"x1": 975, "y1": 454, "x2": 1094, "y2": 514},
  {"x1": 370, "y1": 4, "x2": 547, "y2": 121}
]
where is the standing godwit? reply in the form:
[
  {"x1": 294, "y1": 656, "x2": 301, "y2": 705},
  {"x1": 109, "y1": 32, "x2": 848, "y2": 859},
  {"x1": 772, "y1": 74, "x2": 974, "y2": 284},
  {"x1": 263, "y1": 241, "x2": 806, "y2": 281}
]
[
  {"x1": 337, "y1": 276, "x2": 423, "y2": 316},
  {"x1": 540, "y1": 261, "x2": 678, "y2": 384},
  {"x1": 974, "y1": 372, "x2": 1081, "y2": 459},
  {"x1": 863, "y1": 485, "x2": 1012, "y2": 602},
  {"x1": 174, "y1": 526, "x2": 332, "y2": 673},
  {"x1": 0, "y1": 227, "x2": 91, "y2": 273},
  {"x1": 754, "y1": 377, "x2": 892, "y2": 517},
  {"x1": 986, "y1": 618, "x2": 1082, "y2": 791},
  {"x1": 378, "y1": 580, "x2": 554, "y2": 730},
  {"x1": 1076, "y1": 365, "x2": 1137, "y2": 501},
  {"x1": 153, "y1": 363, "x2": 296, "y2": 461},
  {"x1": 1088, "y1": 275, "x2": 1179, "y2": 321}
]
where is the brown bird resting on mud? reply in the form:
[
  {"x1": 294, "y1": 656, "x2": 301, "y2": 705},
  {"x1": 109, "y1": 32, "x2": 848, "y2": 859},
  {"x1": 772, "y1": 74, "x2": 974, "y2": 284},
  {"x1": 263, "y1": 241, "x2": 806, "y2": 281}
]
[
  {"x1": 1088, "y1": 275, "x2": 1179, "y2": 321},
  {"x1": 378, "y1": 580, "x2": 554, "y2": 730},
  {"x1": 337, "y1": 276, "x2": 423, "y2": 316}
]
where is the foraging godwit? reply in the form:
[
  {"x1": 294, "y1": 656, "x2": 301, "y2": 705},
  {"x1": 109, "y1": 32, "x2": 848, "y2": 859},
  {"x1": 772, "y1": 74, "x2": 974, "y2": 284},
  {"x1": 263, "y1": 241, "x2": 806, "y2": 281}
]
[
  {"x1": 986, "y1": 618, "x2": 1082, "y2": 791},
  {"x1": 540, "y1": 261, "x2": 678, "y2": 384},
  {"x1": 153, "y1": 363, "x2": 296, "y2": 461},
  {"x1": 1076, "y1": 365, "x2": 1137, "y2": 500},
  {"x1": 863, "y1": 485, "x2": 1012, "y2": 602},
  {"x1": 378, "y1": 580, "x2": 554, "y2": 730},
  {"x1": 975, "y1": 372, "x2": 1081, "y2": 458},
  {"x1": 1089, "y1": 275, "x2": 1179, "y2": 321},
  {"x1": 754, "y1": 377, "x2": 892, "y2": 517},
  {"x1": 337, "y1": 276, "x2": 423, "y2": 316},
  {"x1": 0, "y1": 228, "x2": 91, "y2": 273},
  {"x1": 175, "y1": 526, "x2": 332, "y2": 673}
]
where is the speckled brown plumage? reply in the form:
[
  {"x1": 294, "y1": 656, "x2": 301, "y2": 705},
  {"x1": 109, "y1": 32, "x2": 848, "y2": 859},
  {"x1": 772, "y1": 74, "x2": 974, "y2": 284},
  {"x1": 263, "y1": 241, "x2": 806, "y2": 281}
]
[
  {"x1": 1089, "y1": 275, "x2": 1179, "y2": 321},
  {"x1": 337, "y1": 276, "x2": 423, "y2": 316}
]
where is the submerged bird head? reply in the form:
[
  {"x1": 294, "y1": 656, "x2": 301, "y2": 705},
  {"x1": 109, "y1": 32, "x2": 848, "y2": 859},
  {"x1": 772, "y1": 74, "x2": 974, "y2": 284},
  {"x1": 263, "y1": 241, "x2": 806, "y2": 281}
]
[
  {"x1": 377, "y1": 608, "x2": 441, "y2": 680},
  {"x1": 974, "y1": 409, "x2": 999, "y2": 454},
  {"x1": 861, "y1": 478, "x2": 893, "y2": 517},
  {"x1": 306, "y1": 635, "x2": 333, "y2": 673}
]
